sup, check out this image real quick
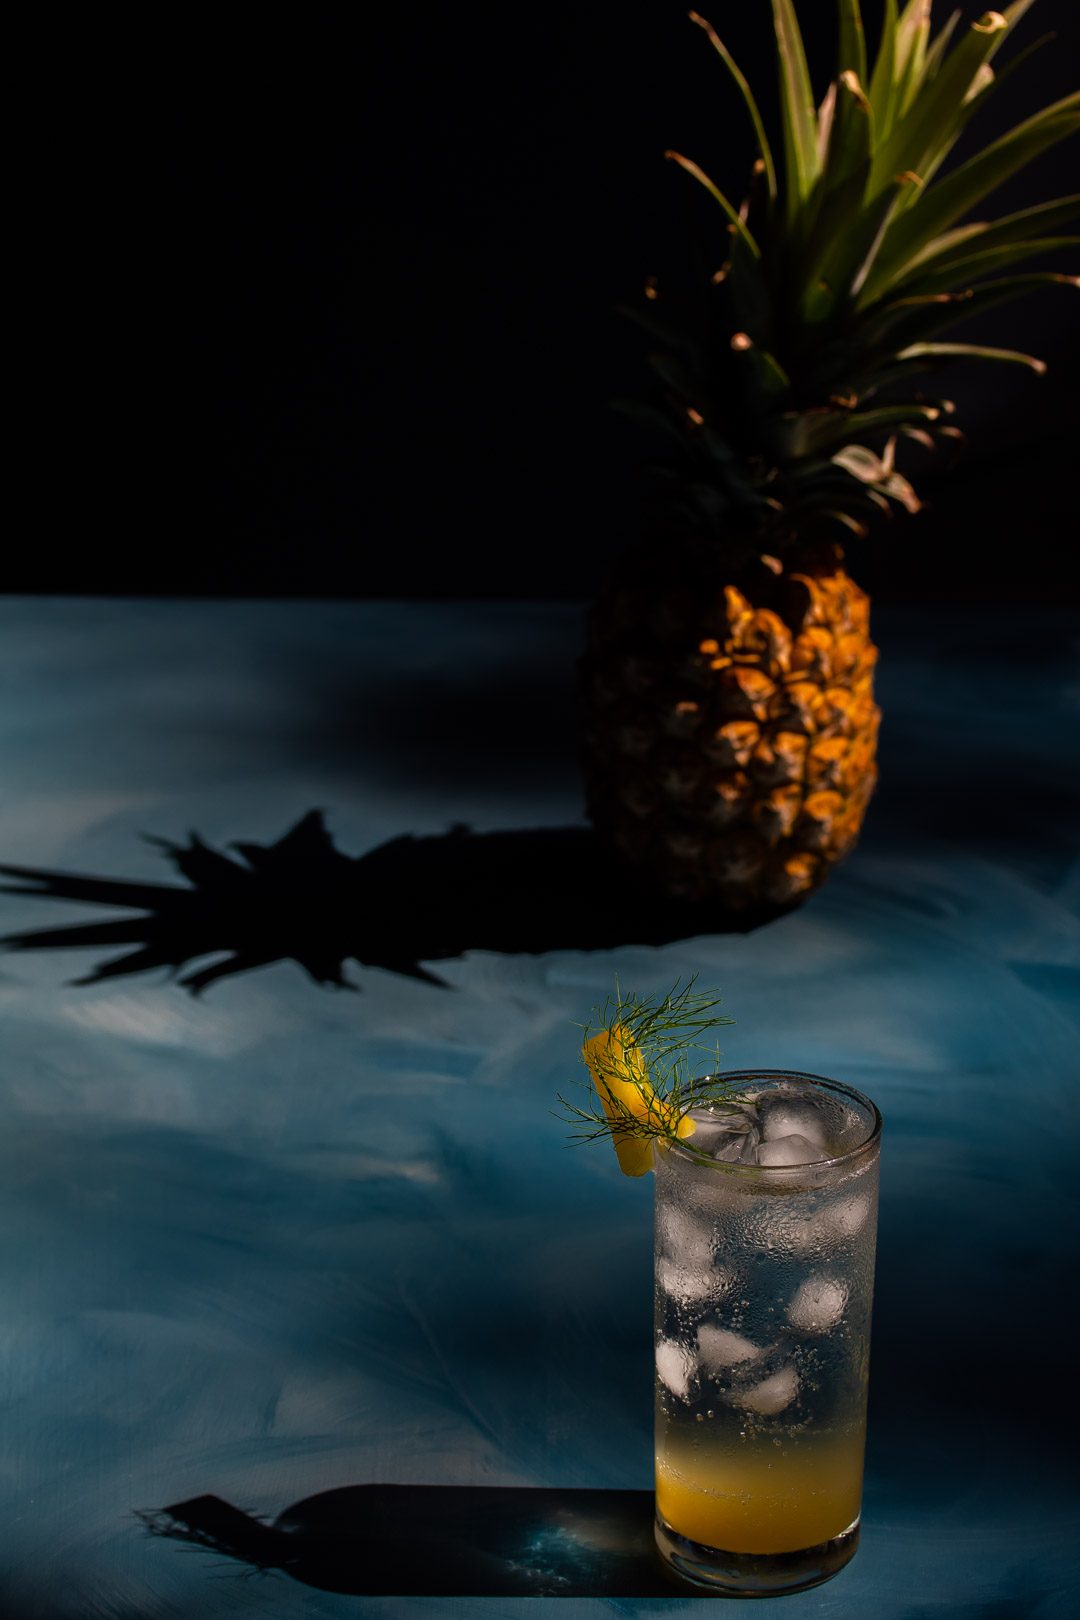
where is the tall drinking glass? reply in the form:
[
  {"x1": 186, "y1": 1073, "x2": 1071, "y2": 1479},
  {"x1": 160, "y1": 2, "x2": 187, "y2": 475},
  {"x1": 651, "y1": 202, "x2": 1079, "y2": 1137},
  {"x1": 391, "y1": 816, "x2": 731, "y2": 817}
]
[{"x1": 653, "y1": 1070, "x2": 881, "y2": 1595}]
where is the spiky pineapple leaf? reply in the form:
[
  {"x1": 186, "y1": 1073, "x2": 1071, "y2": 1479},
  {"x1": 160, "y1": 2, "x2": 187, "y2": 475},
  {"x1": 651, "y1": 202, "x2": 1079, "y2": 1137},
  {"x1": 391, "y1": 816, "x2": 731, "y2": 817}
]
[
  {"x1": 772, "y1": 0, "x2": 820, "y2": 224},
  {"x1": 963, "y1": 22, "x2": 1054, "y2": 108},
  {"x1": 841, "y1": 172, "x2": 919, "y2": 303},
  {"x1": 1000, "y1": 0, "x2": 1039, "y2": 33},
  {"x1": 866, "y1": 10, "x2": 1015, "y2": 201},
  {"x1": 825, "y1": 69, "x2": 875, "y2": 197},
  {"x1": 800, "y1": 70, "x2": 875, "y2": 315},
  {"x1": 894, "y1": 339, "x2": 1048, "y2": 372},
  {"x1": 804, "y1": 402, "x2": 943, "y2": 454},
  {"x1": 823, "y1": 508, "x2": 871, "y2": 537},
  {"x1": 832, "y1": 441, "x2": 921, "y2": 510},
  {"x1": 731, "y1": 336, "x2": 792, "y2": 395},
  {"x1": 889, "y1": 193, "x2": 1080, "y2": 285},
  {"x1": 920, "y1": 7, "x2": 962, "y2": 83},
  {"x1": 837, "y1": 0, "x2": 867, "y2": 83},
  {"x1": 867, "y1": 0, "x2": 900, "y2": 139},
  {"x1": 894, "y1": 0, "x2": 933, "y2": 116},
  {"x1": 665, "y1": 149, "x2": 761, "y2": 257},
  {"x1": 619, "y1": 1, "x2": 1078, "y2": 539},
  {"x1": 903, "y1": 16, "x2": 1058, "y2": 202},
  {"x1": 724, "y1": 227, "x2": 776, "y2": 346},
  {"x1": 866, "y1": 90, "x2": 1080, "y2": 299},
  {"x1": 864, "y1": 272, "x2": 1079, "y2": 348},
  {"x1": 690, "y1": 11, "x2": 778, "y2": 203},
  {"x1": 890, "y1": 236, "x2": 1079, "y2": 301}
]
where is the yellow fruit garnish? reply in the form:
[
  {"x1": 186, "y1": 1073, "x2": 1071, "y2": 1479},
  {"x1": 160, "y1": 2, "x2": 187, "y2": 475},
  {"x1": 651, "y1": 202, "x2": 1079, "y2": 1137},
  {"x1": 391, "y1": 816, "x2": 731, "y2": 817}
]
[{"x1": 583, "y1": 1023, "x2": 696, "y2": 1176}]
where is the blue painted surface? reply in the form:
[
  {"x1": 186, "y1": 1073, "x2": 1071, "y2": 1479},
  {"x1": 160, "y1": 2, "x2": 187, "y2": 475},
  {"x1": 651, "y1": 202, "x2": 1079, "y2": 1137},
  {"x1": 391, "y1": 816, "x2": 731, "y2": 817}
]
[{"x1": 0, "y1": 599, "x2": 1078, "y2": 1618}]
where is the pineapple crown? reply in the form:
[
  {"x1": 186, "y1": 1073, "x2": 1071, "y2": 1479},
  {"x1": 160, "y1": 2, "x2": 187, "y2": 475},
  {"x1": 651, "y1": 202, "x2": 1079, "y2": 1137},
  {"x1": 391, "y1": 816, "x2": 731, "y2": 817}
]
[{"x1": 624, "y1": 1, "x2": 1079, "y2": 552}]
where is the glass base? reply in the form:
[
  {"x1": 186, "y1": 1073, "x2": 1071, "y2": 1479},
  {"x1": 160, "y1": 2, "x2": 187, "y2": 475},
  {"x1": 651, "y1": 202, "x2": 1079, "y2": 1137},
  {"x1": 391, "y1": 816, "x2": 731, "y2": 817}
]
[{"x1": 654, "y1": 1512, "x2": 860, "y2": 1596}]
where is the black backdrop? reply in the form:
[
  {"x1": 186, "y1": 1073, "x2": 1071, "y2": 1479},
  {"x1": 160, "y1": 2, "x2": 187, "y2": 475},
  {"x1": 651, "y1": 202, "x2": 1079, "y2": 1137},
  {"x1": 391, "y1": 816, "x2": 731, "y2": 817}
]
[{"x1": 9, "y1": 0, "x2": 1079, "y2": 602}]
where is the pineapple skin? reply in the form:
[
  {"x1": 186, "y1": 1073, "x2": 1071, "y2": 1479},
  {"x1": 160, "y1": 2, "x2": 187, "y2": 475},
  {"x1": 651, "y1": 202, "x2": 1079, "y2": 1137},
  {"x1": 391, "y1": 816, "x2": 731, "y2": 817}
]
[{"x1": 579, "y1": 541, "x2": 880, "y2": 909}]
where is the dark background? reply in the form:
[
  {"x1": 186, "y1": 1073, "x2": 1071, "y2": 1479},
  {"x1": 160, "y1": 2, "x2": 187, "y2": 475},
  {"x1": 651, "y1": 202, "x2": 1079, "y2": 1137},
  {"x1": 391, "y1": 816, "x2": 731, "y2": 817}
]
[{"x1": 9, "y1": 0, "x2": 1079, "y2": 603}]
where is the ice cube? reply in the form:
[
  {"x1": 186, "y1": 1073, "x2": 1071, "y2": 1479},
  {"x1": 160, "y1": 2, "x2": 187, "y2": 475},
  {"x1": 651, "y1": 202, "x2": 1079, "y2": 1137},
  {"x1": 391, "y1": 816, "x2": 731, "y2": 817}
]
[
  {"x1": 751, "y1": 1194, "x2": 869, "y2": 1256},
  {"x1": 751, "y1": 1198, "x2": 861, "y2": 1257},
  {"x1": 686, "y1": 1106, "x2": 760, "y2": 1164},
  {"x1": 685, "y1": 1169, "x2": 751, "y2": 1220},
  {"x1": 731, "y1": 1365, "x2": 799, "y2": 1416},
  {"x1": 761, "y1": 1097, "x2": 831, "y2": 1148},
  {"x1": 710, "y1": 1132, "x2": 761, "y2": 1164},
  {"x1": 690, "y1": 1099, "x2": 760, "y2": 1126},
  {"x1": 656, "y1": 1338, "x2": 696, "y2": 1401},
  {"x1": 657, "y1": 1256, "x2": 710, "y2": 1304},
  {"x1": 756, "y1": 1133, "x2": 825, "y2": 1168},
  {"x1": 656, "y1": 1203, "x2": 714, "y2": 1266},
  {"x1": 757, "y1": 1209, "x2": 819, "y2": 1254},
  {"x1": 834, "y1": 1104, "x2": 867, "y2": 1150},
  {"x1": 697, "y1": 1324, "x2": 762, "y2": 1373},
  {"x1": 787, "y1": 1276, "x2": 846, "y2": 1332},
  {"x1": 696, "y1": 1127, "x2": 757, "y2": 1166},
  {"x1": 658, "y1": 1257, "x2": 735, "y2": 1306},
  {"x1": 829, "y1": 1193, "x2": 871, "y2": 1239},
  {"x1": 685, "y1": 1113, "x2": 744, "y2": 1150}
]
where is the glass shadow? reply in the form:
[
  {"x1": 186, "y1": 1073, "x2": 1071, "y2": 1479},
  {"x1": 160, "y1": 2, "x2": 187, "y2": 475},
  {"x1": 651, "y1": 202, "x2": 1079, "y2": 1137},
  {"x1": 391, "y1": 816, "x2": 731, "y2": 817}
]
[{"x1": 140, "y1": 1483, "x2": 699, "y2": 1598}]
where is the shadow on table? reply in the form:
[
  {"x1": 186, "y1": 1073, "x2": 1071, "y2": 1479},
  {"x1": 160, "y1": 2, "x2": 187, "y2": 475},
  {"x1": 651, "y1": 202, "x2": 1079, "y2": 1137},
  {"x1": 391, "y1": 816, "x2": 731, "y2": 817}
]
[
  {"x1": 1, "y1": 810, "x2": 790, "y2": 993},
  {"x1": 139, "y1": 1484, "x2": 689, "y2": 1598}
]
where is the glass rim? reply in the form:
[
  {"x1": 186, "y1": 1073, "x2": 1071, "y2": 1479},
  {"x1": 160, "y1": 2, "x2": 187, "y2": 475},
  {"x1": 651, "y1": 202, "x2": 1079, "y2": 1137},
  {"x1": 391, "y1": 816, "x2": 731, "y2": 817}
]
[{"x1": 664, "y1": 1068, "x2": 882, "y2": 1176}]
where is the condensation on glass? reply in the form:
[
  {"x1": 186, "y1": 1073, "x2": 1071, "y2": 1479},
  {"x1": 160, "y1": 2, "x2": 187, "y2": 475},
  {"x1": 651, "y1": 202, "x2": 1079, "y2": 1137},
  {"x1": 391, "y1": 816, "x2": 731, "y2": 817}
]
[{"x1": 653, "y1": 1070, "x2": 881, "y2": 1595}]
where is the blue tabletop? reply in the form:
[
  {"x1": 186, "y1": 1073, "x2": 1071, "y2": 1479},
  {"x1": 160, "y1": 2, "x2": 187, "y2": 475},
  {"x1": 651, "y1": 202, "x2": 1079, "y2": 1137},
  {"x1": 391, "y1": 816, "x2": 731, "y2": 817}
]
[{"x1": 1, "y1": 598, "x2": 1078, "y2": 1619}]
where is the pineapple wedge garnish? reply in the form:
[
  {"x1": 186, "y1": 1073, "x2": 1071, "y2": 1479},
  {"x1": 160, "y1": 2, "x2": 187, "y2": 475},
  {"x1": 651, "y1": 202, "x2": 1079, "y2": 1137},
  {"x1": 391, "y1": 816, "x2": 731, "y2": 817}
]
[{"x1": 583, "y1": 1024, "x2": 696, "y2": 1176}]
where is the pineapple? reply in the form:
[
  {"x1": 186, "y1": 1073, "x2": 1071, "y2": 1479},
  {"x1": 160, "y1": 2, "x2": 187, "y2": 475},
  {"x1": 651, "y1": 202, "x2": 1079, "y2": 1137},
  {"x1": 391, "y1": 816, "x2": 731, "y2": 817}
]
[{"x1": 581, "y1": 0, "x2": 1078, "y2": 908}]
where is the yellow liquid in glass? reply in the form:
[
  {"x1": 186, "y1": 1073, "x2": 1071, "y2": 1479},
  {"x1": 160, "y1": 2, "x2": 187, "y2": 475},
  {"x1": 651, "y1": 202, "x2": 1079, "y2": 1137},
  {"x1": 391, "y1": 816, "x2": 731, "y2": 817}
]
[{"x1": 656, "y1": 1428, "x2": 865, "y2": 1555}]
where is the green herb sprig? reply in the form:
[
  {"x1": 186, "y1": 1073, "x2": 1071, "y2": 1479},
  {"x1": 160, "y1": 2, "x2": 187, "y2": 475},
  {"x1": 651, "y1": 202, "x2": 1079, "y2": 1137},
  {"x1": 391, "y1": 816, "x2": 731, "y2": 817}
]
[{"x1": 556, "y1": 975, "x2": 737, "y2": 1149}]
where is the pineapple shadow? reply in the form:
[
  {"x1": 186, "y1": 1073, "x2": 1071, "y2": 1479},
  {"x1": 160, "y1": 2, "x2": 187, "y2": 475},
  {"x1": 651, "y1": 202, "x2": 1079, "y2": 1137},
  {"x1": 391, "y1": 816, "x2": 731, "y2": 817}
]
[
  {"x1": 137, "y1": 1484, "x2": 689, "y2": 1597},
  {"x1": 0, "y1": 810, "x2": 792, "y2": 994}
]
